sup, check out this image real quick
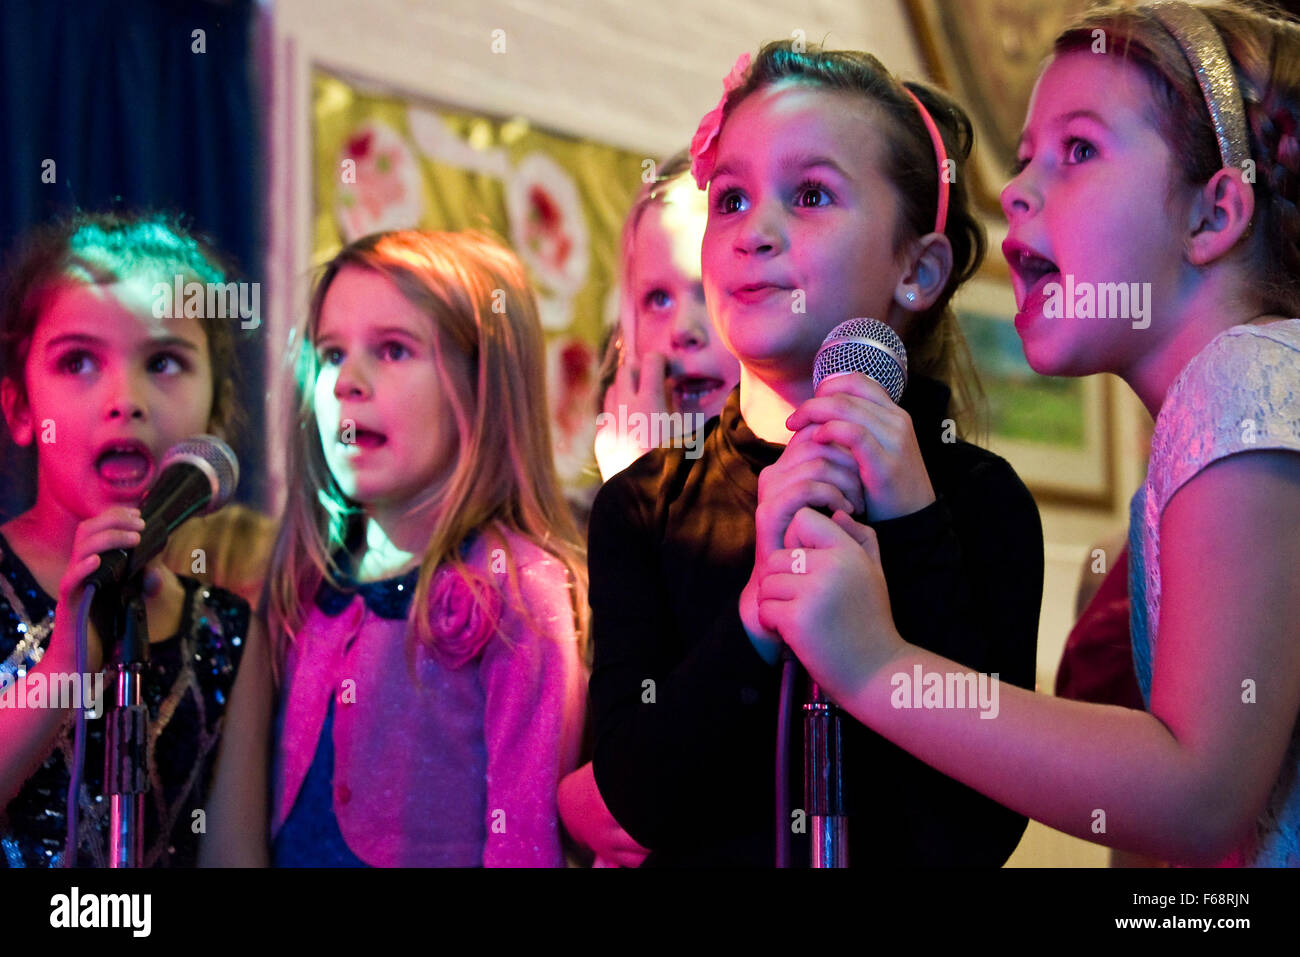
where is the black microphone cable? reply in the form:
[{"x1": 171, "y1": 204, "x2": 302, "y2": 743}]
[
  {"x1": 64, "y1": 582, "x2": 97, "y2": 867},
  {"x1": 775, "y1": 644, "x2": 797, "y2": 867}
]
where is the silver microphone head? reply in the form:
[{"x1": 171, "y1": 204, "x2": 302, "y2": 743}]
[
  {"x1": 160, "y1": 434, "x2": 240, "y2": 513},
  {"x1": 812, "y1": 318, "x2": 908, "y2": 403}
]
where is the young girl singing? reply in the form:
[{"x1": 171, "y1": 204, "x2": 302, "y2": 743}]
[
  {"x1": 263, "y1": 230, "x2": 586, "y2": 867},
  {"x1": 0, "y1": 211, "x2": 269, "y2": 867},
  {"x1": 587, "y1": 41, "x2": 1043, "y2": 866},
  {"x1": 765, "y1": 0, "x2": 1300, "y2": 866}
]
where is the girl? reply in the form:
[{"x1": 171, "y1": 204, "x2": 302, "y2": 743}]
[
  {"x1": 264, "y1": 230, "x2": 586, "y2": 867},
  {"x1": 587, "y1": 41, "x2": 1043, "y2": 866},
  {"x1": 566, "y1": 151, "x2": 741, "y2": 866},
  {"x1": 0, "y1": 211, "x2": 270, "y2": 867},
  {"x1": 763, "y1": 1, "x2": 1300, "y2": 866},
  {"x1": 592, "y1": 151, "x2": 742, "y2": 481}
]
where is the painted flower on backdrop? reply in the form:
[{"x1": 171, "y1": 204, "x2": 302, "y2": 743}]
[
  {"x1": 548, "y1": 337, "x2": 598, "y2": 487},
  {"x1": 506, "y1": 153, "x2": 590, "y2": 305},
  {"x1": 427, "y1": 564, "x2": 503, "y2": 670},
  {"x1": 336, "y1": 121, "x2": 426, "y2": 242},
  {"x1": 690, "y1": 52, "x2": 752, "y2": 189},
  {"x1": 405, "y1": 106, "x2": 511, "y2": 178}
]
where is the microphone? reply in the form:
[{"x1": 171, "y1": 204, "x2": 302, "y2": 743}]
[
  {"x1": 811, "y1": 318, "x2": 908, "y2": 402},
  {"x1": 86, "y1": 435, "x2": 240, "y2": 591},
  {"x1": 794, "y1": 319, "x2": 908, "y2": 867}
]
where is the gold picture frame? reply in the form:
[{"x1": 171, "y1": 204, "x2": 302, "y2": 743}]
[{"x1": 904, "y1": 0, "x2": 1092, "y2": 214}]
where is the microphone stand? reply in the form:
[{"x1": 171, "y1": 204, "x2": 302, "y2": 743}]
[
  {"x1": 103, "y1": 573, "x2": 150, "y2": 868},
  {"x1": 804, "y1": 679, "x2": 848, "y2": 867},
  {"x1": 800, "y1": 325, "x2": 907, "y2": 867}
]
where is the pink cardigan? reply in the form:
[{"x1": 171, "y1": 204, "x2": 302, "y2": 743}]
[{"x1": 272, "y1": 531, "x2": 585, "y2": 866}]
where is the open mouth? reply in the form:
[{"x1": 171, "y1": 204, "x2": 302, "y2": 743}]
[
  {"x1": 1004, "y1": 242, "x2": 1061, "y2": 310},
  {"x1": 95, "y1": 440, "x2": 154, "y2": 490},
  {"x1": 670, "y1": 375, "x2": 727, "y2": 411},
  {"x1": 345, "y1": 426, "x2": 387, "y2": 449}
]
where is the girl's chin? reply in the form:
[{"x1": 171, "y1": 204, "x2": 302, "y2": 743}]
[
  {"x1": 1020, "y1": 344, "x2": 1060, "y2": 377},
  {"x1": 1020, "y1": 338, "x2": 1094, "y2": 379},
  {"x1": 1015, "y1": 318, "x2": 1065, "y2": 376}
]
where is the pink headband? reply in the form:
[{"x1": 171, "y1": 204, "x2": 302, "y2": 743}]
[
  {"x1": 904, "y1": 87, "x2": 949, "y2": 235},
  {"x1": 690, "y1": 54, "x2": 951, "y2": 235}
]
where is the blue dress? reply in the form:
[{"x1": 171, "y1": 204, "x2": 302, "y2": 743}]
[
  {"x1": 270, "y1": 551, "x2": 419, "y2": 868},
  {"x1": 0, "y1": 532, "x2": 249, "y2": 867}
]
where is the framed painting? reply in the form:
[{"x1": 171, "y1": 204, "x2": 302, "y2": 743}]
[
  {"x1": 954, "y1": 273, "x2": 1115, "y2": 506},
  {"x1": 903, "y1": 0, "x2": 1092, "y2": 214}
]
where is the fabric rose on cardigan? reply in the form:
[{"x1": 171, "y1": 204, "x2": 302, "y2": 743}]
[
  {"x1": 428, "y1": 565, "x2": 503, "y2": 669},
  {"x1": 689, "y1": 52, "x2": 753, "y2": 189}
]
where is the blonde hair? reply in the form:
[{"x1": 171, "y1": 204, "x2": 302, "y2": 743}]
[
  {"x1": 267, "y1": 230, "x2": 587, "y2": 671},
  {"x1": 611, "y1": 151, "x2": 697, "y2": 365}
]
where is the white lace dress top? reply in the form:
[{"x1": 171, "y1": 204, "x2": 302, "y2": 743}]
[{"x1": 1129, "y1": 318, "x2": 1300, "y2": 866}]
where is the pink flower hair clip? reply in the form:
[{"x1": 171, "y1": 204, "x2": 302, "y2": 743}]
[{"x1": 690, "y1": 52, "x2": 753, "y2": 189}]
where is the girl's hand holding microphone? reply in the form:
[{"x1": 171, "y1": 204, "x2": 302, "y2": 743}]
[
  {"x1": 50, "y1": 506, "x2": 163, "y2": 675},
  {"x1": 749, "y1": 372, "x2": 931, "y2": 696},
  {"x1": 756, "y1": 507, "x2": 906, "y2": 708},
  {"x1": 786, "y1": 373, "x2": 935, "y2": 522},
  {"x1": 740, "y1": 426, "x2": 864, "y2": 663}
]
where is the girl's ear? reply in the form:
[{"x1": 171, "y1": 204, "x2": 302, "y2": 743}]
[
  {"x1": 1185, "y1": 167, "x2": 1255, "y2": 266},
  {"x1": 894, "y1": 233, "x2": 954, "y2": 313},
  {"x1": 0, "y1": 378, "x2": 34, "y2": 447}
]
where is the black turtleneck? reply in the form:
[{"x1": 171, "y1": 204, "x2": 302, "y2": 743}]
[{"x1": 588, "y1": 378, "x2": 1043, "y2": 867}]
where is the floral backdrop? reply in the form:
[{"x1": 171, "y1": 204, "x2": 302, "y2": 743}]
[{"x1": 312, "y1": 69, "x2": 646, "y2": 491}]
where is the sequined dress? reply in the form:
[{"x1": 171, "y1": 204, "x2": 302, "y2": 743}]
[{"x1": 0, "y1": 531, "x2": 248, "y2": 867}]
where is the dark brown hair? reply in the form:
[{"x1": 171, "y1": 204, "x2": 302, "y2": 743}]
[
  {"x1": 0, "y1": 210, "x2": 244, "y2": 438},
  {"x1": 718, "y1": 40, "x2": 988, "y2": 433}
]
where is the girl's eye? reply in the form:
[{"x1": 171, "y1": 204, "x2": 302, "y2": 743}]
[
  {"x1": 795, "y1": 181, "x2": 832, "y2": 208},
  {"x1": 1064, "y1": 137, "x2": 1096, "y2": 165},
  {"x1": 59, "y1": 350, "x2": 96, "y2": 375},
  {"x1": 146, "y1": 352, "x2": 187, "y2": 375},
  {"x1": 714, "y1": 188, "x2": 748, "y2": 215},
  {"x1": 643, "y1": 289, "x2": 672, "y2": 312},
  {"x1": 378, "y1": 342, "x2": 410, "y2": 361},
  {"x1": 318, "y1": 347, "x2": 343, "y2": 366}
]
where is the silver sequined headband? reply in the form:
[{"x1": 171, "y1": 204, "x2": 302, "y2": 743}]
[{"x1": 1148, "y1": 1, "x2": 1251, "y2": 170}]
